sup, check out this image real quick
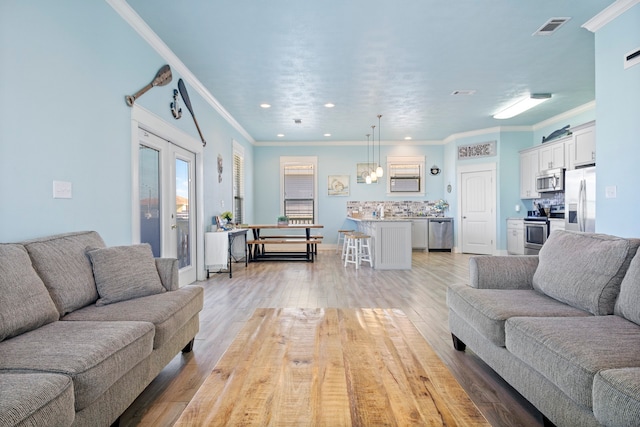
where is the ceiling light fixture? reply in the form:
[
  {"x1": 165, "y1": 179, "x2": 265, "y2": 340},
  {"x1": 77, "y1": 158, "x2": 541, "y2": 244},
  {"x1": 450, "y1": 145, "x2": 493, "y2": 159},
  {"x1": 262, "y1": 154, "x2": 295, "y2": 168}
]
[
  {"x1": 365, "y1": 133, "x2": 372, "y2": 184},
  {"x1": 370, "y1": 125, "x2": 377, "y2": 182},
  {"x1": 260, "y1": 103, "x2": 271, "y2": 108},
  {"x1": 493, "y1": 93, "x2": 552, "y2": 119},
  {"x1": 404, "y1": 136, "x2": 412, "y2": 140},
  {"x1": 324, "y1": 133, "x2": 331, "y2": 137},
  {"x1": 277, "y1": 133, "x2": 285, "y2": 137},
  {"x1": 324, "y1": 103, "x2": 335, "y2": 108},
  {"x1": 375, "y1": 114, "x2": 384, "y2": 178}
]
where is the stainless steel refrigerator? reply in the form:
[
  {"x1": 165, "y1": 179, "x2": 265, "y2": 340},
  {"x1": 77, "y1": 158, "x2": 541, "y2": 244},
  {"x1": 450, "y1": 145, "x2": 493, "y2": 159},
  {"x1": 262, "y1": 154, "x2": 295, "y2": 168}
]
[{"x1": 565, "y1": 166, "x2": 596, "y2": 232}]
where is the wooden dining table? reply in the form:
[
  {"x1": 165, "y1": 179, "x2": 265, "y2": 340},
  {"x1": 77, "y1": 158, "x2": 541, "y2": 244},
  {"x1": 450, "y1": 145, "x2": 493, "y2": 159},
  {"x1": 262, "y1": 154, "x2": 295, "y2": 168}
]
[{"x1": 246, "y1": 223, "x2": 324, "y2": 262}]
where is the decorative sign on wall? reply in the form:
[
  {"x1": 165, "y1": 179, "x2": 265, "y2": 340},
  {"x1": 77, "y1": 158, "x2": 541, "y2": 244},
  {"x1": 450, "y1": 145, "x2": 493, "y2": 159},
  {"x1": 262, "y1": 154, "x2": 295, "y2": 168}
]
[{"x1": 458, "y1": 140, "x2": 496, "y2": 160}]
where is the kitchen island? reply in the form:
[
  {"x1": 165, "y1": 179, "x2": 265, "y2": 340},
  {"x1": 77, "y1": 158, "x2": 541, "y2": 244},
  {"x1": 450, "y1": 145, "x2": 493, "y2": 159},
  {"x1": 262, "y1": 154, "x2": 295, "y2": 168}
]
[{"x1": 348, "y1": 217, "x2": 412, "y2": 270}]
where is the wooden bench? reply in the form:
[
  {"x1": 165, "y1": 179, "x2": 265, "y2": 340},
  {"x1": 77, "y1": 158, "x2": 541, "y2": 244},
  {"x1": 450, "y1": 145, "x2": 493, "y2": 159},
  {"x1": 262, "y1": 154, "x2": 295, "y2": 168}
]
[
  {"x1": 256, "y1": 235, "x2": 323, "y2": 254},
  {"x1": 246, "y1": 238, "x2": 321, "y2": 262}
]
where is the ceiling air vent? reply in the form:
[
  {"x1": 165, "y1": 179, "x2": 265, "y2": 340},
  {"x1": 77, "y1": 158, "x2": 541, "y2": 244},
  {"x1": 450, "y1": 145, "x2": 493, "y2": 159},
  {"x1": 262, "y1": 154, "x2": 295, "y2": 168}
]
[
  {"x1": 451, "y1": 90, "x2": 476, "y2": 96},
  {"x1": 533, "y1": 17, "x2": 571, "y2": 36},
  {"x1": 624, "y1": 47, "x2": 640, "y2": 70}
]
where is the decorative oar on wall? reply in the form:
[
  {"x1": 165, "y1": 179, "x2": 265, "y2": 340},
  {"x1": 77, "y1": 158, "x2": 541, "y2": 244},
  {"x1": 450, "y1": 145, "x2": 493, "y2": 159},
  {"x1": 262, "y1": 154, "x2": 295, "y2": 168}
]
[
  {"x1": 178, "y1": 78, "x2": 207, "y2": 147},
  {"x1": 125, "y1": 64, "x2": 172, "y2": 106}
]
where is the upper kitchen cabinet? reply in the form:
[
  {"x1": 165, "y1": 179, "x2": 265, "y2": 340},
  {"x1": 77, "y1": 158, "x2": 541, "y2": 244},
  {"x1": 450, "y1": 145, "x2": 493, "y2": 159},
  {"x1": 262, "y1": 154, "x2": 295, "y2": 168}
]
[
  {"x1": 538, "y1": 137, "x2": 567, "y2": 171},
  {"x1": 520, "y1": 148, "x2": 540, "y2": 199},
  {"x1": 571, "y1": 121, "x2": 596, "y2": 169}
]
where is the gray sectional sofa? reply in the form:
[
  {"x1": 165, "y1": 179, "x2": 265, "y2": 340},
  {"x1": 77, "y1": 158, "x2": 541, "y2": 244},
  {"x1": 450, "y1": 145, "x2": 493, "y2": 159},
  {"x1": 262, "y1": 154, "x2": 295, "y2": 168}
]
[
  {"x1": 447, "y1": 229, "x2": 640, "y2": 427},
  {"x1": 0, "y1": 231, "x2": 204, "y2": 427}
]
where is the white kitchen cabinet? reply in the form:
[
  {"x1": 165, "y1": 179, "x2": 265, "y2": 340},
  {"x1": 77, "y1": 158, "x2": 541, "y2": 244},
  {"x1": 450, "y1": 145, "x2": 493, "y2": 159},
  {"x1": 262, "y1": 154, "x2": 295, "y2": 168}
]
[
  {"x1": 549, "y1": 219, "x2": 565, "y2": 237},
  {"x1": 538, "y1": 138, "x2": 567, "y2": 171},
  {"x1": 411, "y1": 219, "x2": 428, "y2": 250},
  {"x1": 520, "y1": 149, "x2": 540, "y2": 199},
  {"x1": 572, "y1": 122, "x2": 596, "y2": 168},
  {"x1": 507, "y1": 219, "x2": 524, "y2": 255}
]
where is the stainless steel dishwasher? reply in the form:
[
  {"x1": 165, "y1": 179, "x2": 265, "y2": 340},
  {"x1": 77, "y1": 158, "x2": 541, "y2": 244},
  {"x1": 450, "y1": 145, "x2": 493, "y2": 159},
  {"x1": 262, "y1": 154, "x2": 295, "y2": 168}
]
[{"x1": 428, "y1": 218, "x2": 453, "y2": 251}]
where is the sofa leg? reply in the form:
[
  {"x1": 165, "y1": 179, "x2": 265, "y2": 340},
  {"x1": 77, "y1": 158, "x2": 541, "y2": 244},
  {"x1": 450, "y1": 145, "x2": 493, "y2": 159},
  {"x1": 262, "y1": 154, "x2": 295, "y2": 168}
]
[
  {"x1": 182, "y1": 338, "x2": 195, "y2": 353},
  {"x1": 451, "y1": 333, "x2": 466, "y2": 351},
  {"x1": 542, "y1": 414, "x2": 557, "y2": 427}
]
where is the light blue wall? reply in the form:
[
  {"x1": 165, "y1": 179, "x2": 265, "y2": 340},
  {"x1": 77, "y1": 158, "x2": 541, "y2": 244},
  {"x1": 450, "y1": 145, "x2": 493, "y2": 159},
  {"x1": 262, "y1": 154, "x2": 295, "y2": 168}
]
[
  {"x1": 593, "y1": 5, "x2": 640, "y2": 237},
  {"x1": 0, "y1": 1, "x2": 253, "y2": 244},
  {"x1": 254, "y1": 143, "x2": 445, "y2": 244}
]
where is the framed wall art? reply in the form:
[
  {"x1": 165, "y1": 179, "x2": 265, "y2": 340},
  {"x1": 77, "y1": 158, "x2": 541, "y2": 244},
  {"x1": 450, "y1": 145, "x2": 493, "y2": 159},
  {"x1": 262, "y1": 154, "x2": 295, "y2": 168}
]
[
  {"x1": 328, "y1": 175, "x2": 349, "y2": 196},
  {"x1": 356, "y1": 163, "x2": 377, "y2": 183}
]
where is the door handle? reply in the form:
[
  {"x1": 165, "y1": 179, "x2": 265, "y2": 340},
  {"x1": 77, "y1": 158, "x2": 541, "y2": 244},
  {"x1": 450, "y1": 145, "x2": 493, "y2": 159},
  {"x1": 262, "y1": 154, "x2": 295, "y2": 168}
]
[{"x1": 171, "y1": 224, "x2": 177, "y2": 230}]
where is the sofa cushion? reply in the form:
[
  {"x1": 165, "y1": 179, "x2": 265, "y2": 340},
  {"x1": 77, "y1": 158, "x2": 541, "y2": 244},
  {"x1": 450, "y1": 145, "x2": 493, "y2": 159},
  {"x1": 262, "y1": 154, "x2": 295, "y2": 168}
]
[
  {"x1": 447, "y1": 283, "x2": 590, "y2": 347},
  {"x1": 615, "y1": 250, "x2": 640, "y2": 326},
  {"x1": 593, "y1": 368, "x2": 640, "y2": 427},
  {"x1": 63, "y1": 285, "x2": 203, "y2": 349},
  {"x1": 0, "y1": 372, "x2": 74, "y2": 427},
  {"x1": 505, "y1": 316, "x2": 640, "y2": 409},
  {"x1": 87, "y1": 244, "x2": 166, "y2": 306},
  {"x1": 0, "y1": 321, "x2": 154, "y2": 411},
  {"x1": 0, "y1": 244, "x2": 59, "y2": 342},
  {"x1": 533, "y1": 230, "x2": 640, "y2": 315},
  {"x1": 23, "y1": 231, "x2": 105, "y2": 316}
]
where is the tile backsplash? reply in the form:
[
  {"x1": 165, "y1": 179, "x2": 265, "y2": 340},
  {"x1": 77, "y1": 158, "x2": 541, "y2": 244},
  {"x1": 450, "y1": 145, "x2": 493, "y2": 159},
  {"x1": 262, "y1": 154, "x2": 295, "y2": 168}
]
[{"x1": 347, "y1": 200, "x2": 448, "y2": 217}]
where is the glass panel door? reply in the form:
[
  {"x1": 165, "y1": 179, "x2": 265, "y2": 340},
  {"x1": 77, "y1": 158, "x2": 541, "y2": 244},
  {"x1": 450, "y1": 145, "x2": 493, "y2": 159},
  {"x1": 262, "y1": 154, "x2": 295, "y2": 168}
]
[
  {"x1": 138, "y1": 128, "x2": 197, "y2": 286},
  {"x1": 139, "y1": 145, "x2": 161, "y2": 257}
]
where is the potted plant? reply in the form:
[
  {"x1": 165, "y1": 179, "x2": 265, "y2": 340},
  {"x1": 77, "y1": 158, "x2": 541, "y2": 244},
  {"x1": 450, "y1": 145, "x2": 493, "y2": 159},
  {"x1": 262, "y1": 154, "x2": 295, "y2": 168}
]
[
  {"x1": 221, "y1": 211, "x2": 233, "y2": 223},
  {"x1": 277, "y1": 215, "x2": 289, "y2": 225}
]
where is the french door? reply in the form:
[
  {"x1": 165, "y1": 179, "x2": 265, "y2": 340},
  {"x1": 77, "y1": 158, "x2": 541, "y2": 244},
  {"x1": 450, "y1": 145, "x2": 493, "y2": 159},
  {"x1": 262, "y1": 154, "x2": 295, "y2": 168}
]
[{"x1": 138, "y1": 128, "x2": 197, "y2": 285}]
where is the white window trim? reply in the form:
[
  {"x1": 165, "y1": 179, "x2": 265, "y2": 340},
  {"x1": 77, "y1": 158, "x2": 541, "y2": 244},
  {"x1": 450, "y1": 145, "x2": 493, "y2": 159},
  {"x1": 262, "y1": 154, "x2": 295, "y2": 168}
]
[
  {"x1": 232, "y1": 139, "x2": 245, "y2": 224},
  {"x1": 280, "y1": 156, "x2": 318, "y2": 222},
  {"x1": 386, "y1": 155, "x2": 426, "y2": 196}
]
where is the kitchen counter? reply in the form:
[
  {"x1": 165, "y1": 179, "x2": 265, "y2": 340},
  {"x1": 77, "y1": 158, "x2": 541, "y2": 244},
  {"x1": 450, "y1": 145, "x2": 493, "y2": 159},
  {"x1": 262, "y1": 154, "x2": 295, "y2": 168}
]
[{"x1": 347, "y1": 217, "x2": 412, "y2": 269}]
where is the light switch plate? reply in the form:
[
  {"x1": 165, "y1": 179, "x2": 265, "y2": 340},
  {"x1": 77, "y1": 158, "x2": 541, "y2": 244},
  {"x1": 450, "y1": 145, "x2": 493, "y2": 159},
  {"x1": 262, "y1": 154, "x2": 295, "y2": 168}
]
[
  {"x1": 605, "y1": 185, "x2": 617, "y2": 199},
  {"x1": 53, "y1": 181, "x2": 72, "y2": 199}
]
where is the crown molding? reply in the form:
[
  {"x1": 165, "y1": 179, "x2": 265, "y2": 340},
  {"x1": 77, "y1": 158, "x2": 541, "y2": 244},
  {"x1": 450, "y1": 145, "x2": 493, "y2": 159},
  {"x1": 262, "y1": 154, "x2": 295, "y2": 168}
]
[
  {"x1": 582, "y1": 0, "x2": 640, "y2": 33},
  {"x1": 531, "y1": 101, "x2": 596, "y2": 131},
  {"x1": 106, "y1": 0, "x2": 255, "y2": 144}
]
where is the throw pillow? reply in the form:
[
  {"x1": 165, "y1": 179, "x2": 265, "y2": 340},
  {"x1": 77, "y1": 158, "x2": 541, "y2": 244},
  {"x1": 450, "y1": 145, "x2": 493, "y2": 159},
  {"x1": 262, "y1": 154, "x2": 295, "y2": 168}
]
[
  {"x1": 0, "y1": 244, "x2": 59, "y2": 341},
  {"x1": 533, "y1": 230, "x2": 640, "y2": 315},
  {"x1": 87, "y1": 244, "x2": 166, "y2": 306}
]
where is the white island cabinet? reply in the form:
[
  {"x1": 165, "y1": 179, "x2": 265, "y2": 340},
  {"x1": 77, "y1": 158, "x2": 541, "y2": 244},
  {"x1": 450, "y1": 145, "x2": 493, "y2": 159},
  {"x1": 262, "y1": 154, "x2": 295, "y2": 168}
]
[{"x1": 350, "y1": 218, "x2": 412, "y2": 270}]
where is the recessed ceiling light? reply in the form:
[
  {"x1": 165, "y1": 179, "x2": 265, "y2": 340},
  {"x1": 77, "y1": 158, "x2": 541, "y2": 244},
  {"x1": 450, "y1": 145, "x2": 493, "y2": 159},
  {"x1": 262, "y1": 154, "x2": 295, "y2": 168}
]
[
  {"x1": 260, "y1": 103, "x2": 271, "y2": 109},
  {"x1": 324, "y1": 133, "x2": 331, "y2": 137},
  {"x1": 404, "y1": 136, "x2": 412, "y2": 140},
  {"x1": 277, "y1": 133, "x2": 285, "y2": 137},
  {"x1": 294, "y1": 119, "x2": 302, "y2": 124},
  {"x1": 324, "y1": 103, "x2": 335, "y2": 108}
]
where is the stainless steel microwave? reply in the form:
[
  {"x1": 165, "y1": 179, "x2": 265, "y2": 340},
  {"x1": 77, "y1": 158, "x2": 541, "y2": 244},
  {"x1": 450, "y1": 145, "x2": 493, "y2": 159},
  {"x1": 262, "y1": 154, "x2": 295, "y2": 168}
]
[{"x1": 536, "y1": 168, "x2": 564, "y2": 193}]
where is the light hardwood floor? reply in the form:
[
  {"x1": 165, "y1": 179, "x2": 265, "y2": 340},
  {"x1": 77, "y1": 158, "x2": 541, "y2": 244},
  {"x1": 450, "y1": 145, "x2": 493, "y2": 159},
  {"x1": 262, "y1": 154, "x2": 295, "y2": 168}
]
[{"x1": 120, "y1": 250, "x2": 544, "y2": 427}]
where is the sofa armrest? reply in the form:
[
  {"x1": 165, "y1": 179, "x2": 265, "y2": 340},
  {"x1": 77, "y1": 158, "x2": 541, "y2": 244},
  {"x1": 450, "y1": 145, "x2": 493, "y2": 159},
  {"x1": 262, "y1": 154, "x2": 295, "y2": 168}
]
[
  {"x1": 155, "y1": 258, "x2": 179, "y2": 291},
  {"x1": 469, "y1": 255, "x2": 538, "y2": 289}
]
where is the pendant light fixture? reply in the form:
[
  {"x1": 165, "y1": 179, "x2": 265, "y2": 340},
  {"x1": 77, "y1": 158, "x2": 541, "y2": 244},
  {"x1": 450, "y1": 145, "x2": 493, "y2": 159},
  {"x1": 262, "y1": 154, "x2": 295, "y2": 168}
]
[
  {"x1": 375, "y1": 114, "x2": 384, "y2": 177},
  {"x1": 370, "y1": 125, "x2": 377, "y2": 182},
  {"x1": 365, "y1": 133, "x2": 372, "y2": 184}
]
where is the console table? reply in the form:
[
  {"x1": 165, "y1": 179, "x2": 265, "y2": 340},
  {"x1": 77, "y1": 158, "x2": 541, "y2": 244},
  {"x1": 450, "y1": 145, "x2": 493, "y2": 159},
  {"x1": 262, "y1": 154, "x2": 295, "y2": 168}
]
[{"x1": 205, "y1": 229, "x2": 248, "y2": 278}]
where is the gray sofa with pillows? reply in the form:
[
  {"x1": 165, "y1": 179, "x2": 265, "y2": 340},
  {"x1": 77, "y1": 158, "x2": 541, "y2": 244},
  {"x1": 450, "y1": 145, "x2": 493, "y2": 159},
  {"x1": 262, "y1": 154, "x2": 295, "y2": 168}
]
[
  {"x1": 447, "y1": 230, "x2": 640, "y2": 427},
  {"x1": 0, "y1": 231, "x2": 204, "y2": 427}
]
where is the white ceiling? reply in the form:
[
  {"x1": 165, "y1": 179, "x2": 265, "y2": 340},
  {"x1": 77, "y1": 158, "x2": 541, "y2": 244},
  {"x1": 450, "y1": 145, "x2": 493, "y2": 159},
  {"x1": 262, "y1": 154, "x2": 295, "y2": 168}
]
[{"x1": 126, "y1": 0, "x2": 613, "y2": 143}]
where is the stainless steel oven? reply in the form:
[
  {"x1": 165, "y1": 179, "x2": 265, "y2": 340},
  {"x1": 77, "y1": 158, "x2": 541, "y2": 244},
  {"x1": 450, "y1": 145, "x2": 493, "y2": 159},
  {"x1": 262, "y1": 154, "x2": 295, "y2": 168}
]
[{"x1": 524, "y1": 217, "x2": 549, "y2": 255}]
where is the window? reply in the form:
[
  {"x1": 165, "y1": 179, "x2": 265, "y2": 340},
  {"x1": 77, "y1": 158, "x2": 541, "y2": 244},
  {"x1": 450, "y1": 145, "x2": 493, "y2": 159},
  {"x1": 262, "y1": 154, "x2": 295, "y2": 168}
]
[
  {"x1": 233, "y1": 141, "x2": 245, "y2": 224},
  {"x1": 386, "y1": 156, "x2": 426, "y2": 196},
  {"x1": 280, "y1": 156, "x2": 317, "y2": 224}
]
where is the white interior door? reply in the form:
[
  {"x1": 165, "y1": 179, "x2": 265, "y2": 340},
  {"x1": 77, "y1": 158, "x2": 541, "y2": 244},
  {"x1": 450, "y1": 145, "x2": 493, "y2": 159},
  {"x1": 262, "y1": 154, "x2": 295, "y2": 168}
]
[
  {"x1": 459, "y1": 166, "x2": 496, "y2": 254},
  {"x1": 138, "y1": 129, "x2": 197, "y2": 285}
]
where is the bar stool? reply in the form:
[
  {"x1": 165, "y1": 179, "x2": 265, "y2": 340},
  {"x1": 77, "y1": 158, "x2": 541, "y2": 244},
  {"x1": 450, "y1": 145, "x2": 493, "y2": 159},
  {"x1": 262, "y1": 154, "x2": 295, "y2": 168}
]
[
  {"x1": 336, "y1": 229, "x2": 354, "y2": 255},
  {"x1": 343, "y1": 233, "x2": 372, "y2": 269}
]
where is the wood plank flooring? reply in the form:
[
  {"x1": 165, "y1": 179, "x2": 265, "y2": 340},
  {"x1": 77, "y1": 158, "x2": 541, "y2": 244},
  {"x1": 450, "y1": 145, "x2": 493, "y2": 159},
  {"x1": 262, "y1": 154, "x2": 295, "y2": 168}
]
[
  {"x1": 174, "y1": 308, "x2": 489, "y2": 426},
  {"x1": 119, "y1": 250, "x2": 544, "y2": 427}
]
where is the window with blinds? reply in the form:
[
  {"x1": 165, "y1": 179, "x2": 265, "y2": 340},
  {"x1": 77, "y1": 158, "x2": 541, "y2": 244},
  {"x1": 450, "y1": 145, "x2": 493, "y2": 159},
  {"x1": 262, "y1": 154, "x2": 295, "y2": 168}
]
[
  {"x1": 281, "y1": 158, "x2": 317, "y2": 224},
  {"x1": 233, "y1": 151, "x2": 244, "y2": 224}
]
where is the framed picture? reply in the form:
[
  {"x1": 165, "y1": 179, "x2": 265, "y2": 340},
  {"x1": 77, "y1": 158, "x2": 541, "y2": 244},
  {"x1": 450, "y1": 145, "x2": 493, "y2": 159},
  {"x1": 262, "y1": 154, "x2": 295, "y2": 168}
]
[
  {"x1": 328, "y1": 175, "x2": 349, "y2": 196},
  {"x1": 356, "y1": 163, "x2": 377, "y2": 183}
]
